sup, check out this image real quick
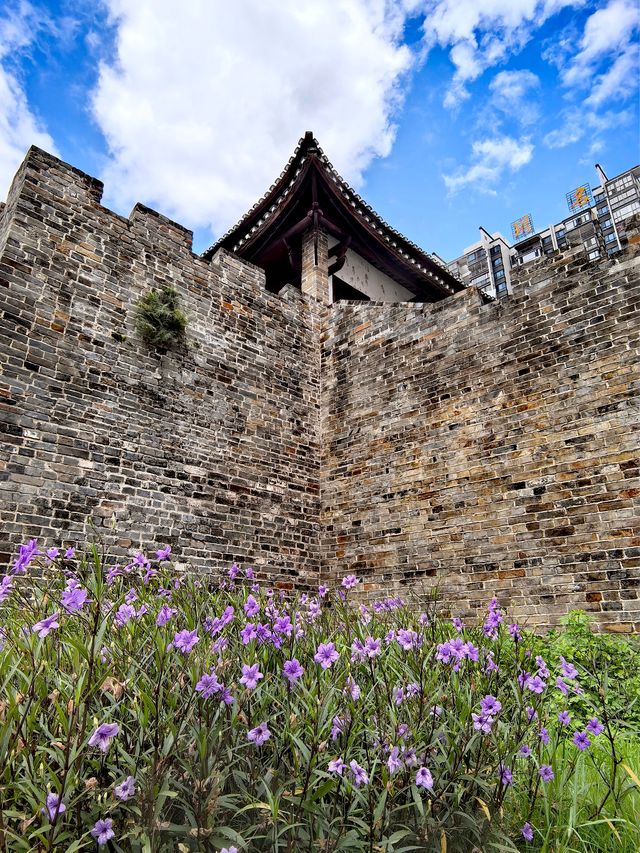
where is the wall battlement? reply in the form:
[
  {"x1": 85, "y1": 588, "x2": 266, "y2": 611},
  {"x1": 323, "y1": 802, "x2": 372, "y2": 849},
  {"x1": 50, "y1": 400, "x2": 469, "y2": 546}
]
[{"x1": 1, "y1": 147, "x2": 639, "y2": 628}]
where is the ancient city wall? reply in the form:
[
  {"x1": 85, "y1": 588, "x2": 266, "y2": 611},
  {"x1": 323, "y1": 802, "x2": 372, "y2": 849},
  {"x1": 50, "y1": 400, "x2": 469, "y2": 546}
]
[
  {"x1": 0, "y1": 147, "x2": 322, "y2": 587},
  {"x1": 1, "y1": 147, "x2": 639, "y2": 628},
  {"x1": 322, "y1": 238, "x2": 640, "y2": 629}
]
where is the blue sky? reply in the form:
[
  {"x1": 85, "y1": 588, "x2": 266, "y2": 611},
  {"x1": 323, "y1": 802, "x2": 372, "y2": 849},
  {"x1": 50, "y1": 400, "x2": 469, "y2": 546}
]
[{"x1": 0, "y1": 0, "x2": 638, "y2": 261}]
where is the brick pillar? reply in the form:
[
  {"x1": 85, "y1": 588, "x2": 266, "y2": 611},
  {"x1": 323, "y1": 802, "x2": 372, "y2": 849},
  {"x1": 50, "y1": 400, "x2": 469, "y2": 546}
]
[{"x1": 301, "y1": 228, "x2": 329, "y2": 303}]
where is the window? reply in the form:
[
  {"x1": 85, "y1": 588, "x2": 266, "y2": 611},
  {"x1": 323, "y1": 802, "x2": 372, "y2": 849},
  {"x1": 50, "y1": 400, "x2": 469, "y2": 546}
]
[
  {"x1": 599, "y1": 218, "x2": 612, "y2": 229},
  {"x1": 495, "y1": 268, "x2": 506, "y2": 280},
  {"x1": 496, "y1": 280, "x2": 508, "y2": 296},
  {"x1": 490, "y1": 245, "x2": 501, "y2": 256},
  {"x1": 597, "y1": 204, "x2": 609, "y2": 216},
  {"x1": 604, "y1": 231, "x2": 618, "y2": 243},
  {"x1": 613, "y1": 201, "x2": 640, "y2": 221},
  {"x1": 588, "y1": 249, "x2": 601, "y2": 261}
]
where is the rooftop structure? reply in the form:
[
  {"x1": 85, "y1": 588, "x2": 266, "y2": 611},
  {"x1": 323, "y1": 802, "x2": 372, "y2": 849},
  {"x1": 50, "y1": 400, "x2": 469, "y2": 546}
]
[{"x1": 204, "y1": 131, "x2": 462, "y2": 303}]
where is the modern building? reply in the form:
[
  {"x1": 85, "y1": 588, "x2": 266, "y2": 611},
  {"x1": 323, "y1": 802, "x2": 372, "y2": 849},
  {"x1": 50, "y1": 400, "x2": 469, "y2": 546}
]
[{"x1": 448, "y1": 163, "x2": 640, "y2": 299}]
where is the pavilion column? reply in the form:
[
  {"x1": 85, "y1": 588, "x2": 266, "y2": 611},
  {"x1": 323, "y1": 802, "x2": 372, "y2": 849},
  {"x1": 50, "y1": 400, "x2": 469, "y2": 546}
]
[{"x1": 301, "y1": 227, "x2": 329, "y2": 303}]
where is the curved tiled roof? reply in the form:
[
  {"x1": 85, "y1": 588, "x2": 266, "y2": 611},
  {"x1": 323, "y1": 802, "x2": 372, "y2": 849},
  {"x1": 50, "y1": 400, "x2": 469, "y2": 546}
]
[{"x1": 202, "y1": 132, "x2": 461, "y2": 294}]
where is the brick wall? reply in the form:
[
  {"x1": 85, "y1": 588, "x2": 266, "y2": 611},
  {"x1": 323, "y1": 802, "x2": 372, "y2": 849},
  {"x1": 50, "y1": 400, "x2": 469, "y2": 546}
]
[
  {"x1": 0, "y1": 147, "x2": 322, "y2": 587},
  {"x1": 1, "y1": 147, "x2": 639, "y2": 628},
  {"x1": 322, "y1": 236, "x2": 640, "y2": 630}
]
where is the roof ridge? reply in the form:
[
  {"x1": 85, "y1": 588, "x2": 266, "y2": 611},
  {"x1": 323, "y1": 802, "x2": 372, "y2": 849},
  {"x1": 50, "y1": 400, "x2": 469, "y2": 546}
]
[{"x1": 202, "y1": 132, "x2": 459, "y2": 286}]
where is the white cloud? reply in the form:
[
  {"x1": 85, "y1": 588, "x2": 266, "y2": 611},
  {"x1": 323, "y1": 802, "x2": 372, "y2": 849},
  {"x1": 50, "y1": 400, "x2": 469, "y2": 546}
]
[
  {"x1": 91, "y1": 0, "x2": 413, "y2": 238},
  {"x1": 543, "y1": 106, "x2": 633, "y2": 148},
  {"x1": 584, "y1": 46, "x2": 639, "y2": 107},
  {"x1": 561, "y1": 0, "x2": 639, "y2": 88},
  {"x1": 489, "y1": 68, "x2": 540, "y2": 124},
  {"x1": 0, "y1": 2, "x2": 58, "y2": 199},
  {"x1": 443, "y1": 134, "x2": 534, "y2": 193},
  {"x1": 415, "y1": 0, "x2": 584, "y2": 106}
]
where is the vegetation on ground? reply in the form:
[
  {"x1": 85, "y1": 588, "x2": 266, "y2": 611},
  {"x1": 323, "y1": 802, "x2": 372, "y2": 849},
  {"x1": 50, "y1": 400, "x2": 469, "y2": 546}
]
[{"x1": 0, "y1": 539, "x2": 638, "y2": 851}]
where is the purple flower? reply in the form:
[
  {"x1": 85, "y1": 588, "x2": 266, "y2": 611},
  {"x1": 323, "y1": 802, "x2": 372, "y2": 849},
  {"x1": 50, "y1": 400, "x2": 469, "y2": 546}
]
[
  {"x1": 114, "y1": 776, "x2": 135, "y2": 801},
  {"x1": 220, "y1": 847, "x2": 238, "y2": 853},
  {"x1": 220, "y1": 686, "x2": 234, "y2": 705},
  {"x1": 61, "y1": 585, "x2": 88, "y2": 614},
  {"x1": 587, "y1": 717, "x2": 604, "y2": 736},
  {"x1": 573, "y1": 731, "x2": 591, "y2": 751},
  {"x1": 539, "y1": 764, "x2": 554, "y2": 782},
  {"x1": 248, "y1": 722, "x2": 271, "y2": 746},
  {"x1": 350, "y1": 760, "x2": 368, "y2": 786},
  {"x1": 519, "y1": 744, "x2": 532, "y2": 758},
  {"x1": 396, "y1": 629, "x2": 418, "y2": 650},
  {"x1": 239, "y1": 663, "x2": 263, "y2": 690},
  {"x1": 452, "y1": 617, "x2": 464, "y2": 632},
  {"x1": 556, "y1": 676, "x2": 570, "y2": 695},
  {"x1": 42, "y1": 792, "x2": 65, "y2": 822},
  {"x1": 526, "y1": 706, "x2": 537, "y2": 721},
  {"x1": 341, "y1": 574, "x2": 359, "y2": 589},
  {"x1": 416, "y1": 766, "x2": 434, "y2": 789},
  {"x1": 387, "y1": 746, "x2": 402, "y2": 774},
  {"x1": 328, "y1": 757, "x2": 346, "y2": 775},
  {"x1": 273, "y1": 615, "x2": 293, "y2": 636},
  {"x1": 156, "y1": 604, "x2": 176, "y2": 626},
  {"x1": 245, "y1": 566, "x2": 255, "y2": 579},
  {"x1": 508, "y1": 622, "x2": 521, "y2": 640},
  {"x1": 13, "y1": 539, "x2": 39, "y2": 574},
  {"x1": 0, "y1": 575, "x2": 13, "y2": 603},
  {"x1": 480, "y1": 695, "x2": 502, "y2": 716},
  {"x1": 283, "y1": 658, "x2": 304, "y2": 686},
  {"x1": 89, "y1": 723, "x2": 120, "y2": 752},
  {"x1": 46, "y1": 547, "x2": 59, "y2": 561},
  {"x1": 558, "y1": 710, "x2": 571, "y2": 726},
  {"x1": 314, "y1": 642, "x2": 339, "y2": 669},
  {"x1": 240, "y1": 622, "x2": 257, "y2": 644},
  {"x1": 560, "y1": 656, "x2": 578, "y2": 680},
  {"x1": 195, "y1": 671, "x2": 223, "y2": 698},
  {"x1": 472, "y1": 712, "x2": 493, "y2": 734},
  {"x1": 156, "y1": 545, "x2": 171, "y2": 561},
  {"x1": 318, "y1": 584, "x2": 328, "y2": 598},
  {"x1": 345, "y1": 676, "x2": 361, "y2": 700},
  {"x1": 526, "y1": 675, "x2": 547, "y2": 694},
  {"x1": 114, "y1": 603, "x2": 136, "y2": 627},
  {"x1": 91, "y1": 818, "x2": 115, "y2": 846},
  {"x1": 228, "y1": 563, "x2": 240, "y2": 580},
  {"x1": 539, "y1": 727, "x2": 550, "y2": 745},
  {"x1": 499, "y1": 764, "x2": 513, "y2": 785},
  {"x1": 364, "y1": 636, "x2": 381, "y2": 658},
  {"x1": 535, "y1": 655, "x2": 550, "y2": 678},
  {"x1": 521, "y1": 822, "x2": 534, "y2": 842},
  {"x1": 64, "y1": 547, "x2": 75, "y2": 560},
  {"x1": 173, "y1": 629, "x2": 199, "y2": 653},
  {"x1": 244, "y1": 594, "x2": 260, "y2": 618},
  {"x1": 32, "y1": 613, "x2": 60, "y2": 638}
]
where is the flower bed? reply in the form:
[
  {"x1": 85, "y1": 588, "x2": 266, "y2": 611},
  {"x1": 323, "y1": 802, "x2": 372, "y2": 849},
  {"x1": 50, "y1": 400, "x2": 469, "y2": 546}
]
[{"x1": 0, "y1": 541, "x2": 638, "y2": 851}]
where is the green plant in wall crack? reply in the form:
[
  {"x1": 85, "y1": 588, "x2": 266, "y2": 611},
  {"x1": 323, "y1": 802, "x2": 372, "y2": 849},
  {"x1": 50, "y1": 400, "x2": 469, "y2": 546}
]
[{"x1": 134, "y1": 285, "x2": 187, "y2": 351}]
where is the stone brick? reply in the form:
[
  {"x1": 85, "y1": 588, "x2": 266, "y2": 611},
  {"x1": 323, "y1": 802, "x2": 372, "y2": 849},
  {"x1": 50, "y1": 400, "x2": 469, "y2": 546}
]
[{"x1": 1, "y1": 146, "x2": 639, "y2": 629}]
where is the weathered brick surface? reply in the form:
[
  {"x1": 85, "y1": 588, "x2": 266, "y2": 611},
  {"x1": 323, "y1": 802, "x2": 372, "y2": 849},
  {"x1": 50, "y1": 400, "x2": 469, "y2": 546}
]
[
  {"x1": 1, "y1": 147, "x2": 639, "y2": 628},
  {"x1": 0, "y1": 148, "x2": 322, "y2": 586},
  {"x1": 322, "y1": 234, "x2": 640, "y2": 630}
]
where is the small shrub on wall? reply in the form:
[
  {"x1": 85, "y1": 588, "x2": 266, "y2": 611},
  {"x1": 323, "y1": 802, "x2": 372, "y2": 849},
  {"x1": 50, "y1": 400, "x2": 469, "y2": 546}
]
[
  {"x1": 0, "y1": 540, "x2": 638, "y2": 851},
  {"x1": 134, "y1": 286, "x2": 187, "y2": 351}
]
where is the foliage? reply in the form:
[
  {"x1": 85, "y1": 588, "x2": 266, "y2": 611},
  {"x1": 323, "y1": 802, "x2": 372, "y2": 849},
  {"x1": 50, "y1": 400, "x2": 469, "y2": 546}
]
[
  {"x1": 0, "y1": 541, "x2": 638, "y2": 852},
  {"x1": 537, "y1": 610, "x2": 640, "y2": 731},
  {"x1": 134, "y1": 286, "x2": 187, "y2": 351}
]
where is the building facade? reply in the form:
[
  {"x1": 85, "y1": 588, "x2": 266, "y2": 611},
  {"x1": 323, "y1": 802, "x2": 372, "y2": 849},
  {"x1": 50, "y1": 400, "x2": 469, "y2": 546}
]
[{"x1": 448, "y1": 163, "x2": 640, "y2": 300}]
